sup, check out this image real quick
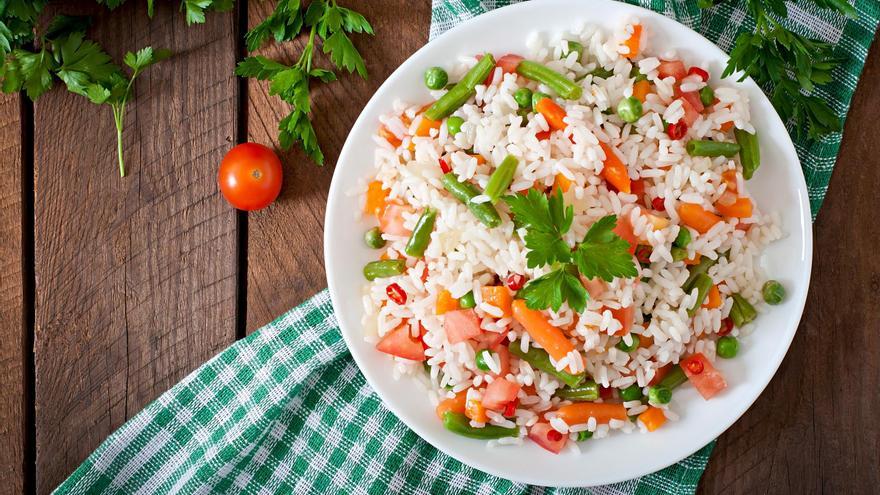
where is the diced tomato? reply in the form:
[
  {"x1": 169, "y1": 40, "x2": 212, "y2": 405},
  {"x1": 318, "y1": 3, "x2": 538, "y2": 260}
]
[
  {"x1": 490, "y1": 343, "x2": 511, "y2": 377},
  {"x1": 657, "y1": 60, "x2": 687, "y2": 80},
  {"x1": 678, "y1": 97, "x2": 701, "y2": 126},
  {"x1": 376, "y1": 324, "x2": 425, "y2": 361},
  {"x1": 630, "y1": 178, "x2": 646, "y2": 197},
  {"x1": 688, "y1": 66, "x2": 709, "y2": 81},
  {"x1": 474, "y1": 331, "x2": 507, "y2": 350},
  {"x1": 612, "y1": 213, "x2": 638, "y2": 255},
  {"x1": 529, "y1": 422, "x2": 567, "y2": 454},
  {"x1": 580, "y1": 276, "x2": 607, "y2": 300},
  {"x1": 496, "y1": 54, "x2": 524, "y2": 74},
  {"x1": 652, "y1": 196, "x2": 666, "y2": 212},
  {"x1": 721, "y1": 170, "x2": 738, "y2": 193},
  {"x1": 503, "y1": 400, "x2": 517, "y2": 417},
  {"x1": 667, "y1": 121, "x2": 687, "y2": 140},
  {"x1": 681, "y1": 353, "x2": 727, "y2": 400},
  {"x1": 444, "y1": 309, "x2": 483, "y2": 344},
  {"x1": 379, "y1": 203, "x2": 412, "y2": 236},
  {"x1": 649, "y1": 363, "x2": 673, "y2": 386},
  {"x1": 610, "y1": 305, "x2": 634, "y2": 336},
  {"x1": 680, "y1": 91, "x2": 705, "y2": 113},
  {"x1": 435, "y1": 390, "x2": 467, "y2": 419},
  {"x1": 482, "y1": 377, "x2": 521, "y2": 411}
]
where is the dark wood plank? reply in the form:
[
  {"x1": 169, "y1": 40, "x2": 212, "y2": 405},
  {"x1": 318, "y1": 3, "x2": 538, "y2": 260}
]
[
  {"x1": 244, "y1": 1, "x2": 432, "y2": 332},
  {"x1": 32, "y1": 2, "x2": 238, "y2": 492},
  {"x1": 697, "y1": 33, "x2": 880, "y2": 495},
  {"x1": 0, "y1": 93, "x2": 26, "y2": 495}
]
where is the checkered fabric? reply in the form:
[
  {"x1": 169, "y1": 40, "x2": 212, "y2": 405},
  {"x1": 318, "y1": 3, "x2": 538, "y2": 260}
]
[{"x1": 55, "y1": 1, "x2": 878, "y2": 494}]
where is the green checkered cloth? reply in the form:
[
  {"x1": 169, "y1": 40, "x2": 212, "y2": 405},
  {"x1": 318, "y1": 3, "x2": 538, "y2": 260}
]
[{"x1": 56, "y1": 2, "x2": 878, "y2": 494}]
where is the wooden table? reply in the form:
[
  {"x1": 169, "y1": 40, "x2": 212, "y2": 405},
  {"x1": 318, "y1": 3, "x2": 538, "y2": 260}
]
[{"x1": 0, "y1": 2, "x2": 876, "y2": 493}]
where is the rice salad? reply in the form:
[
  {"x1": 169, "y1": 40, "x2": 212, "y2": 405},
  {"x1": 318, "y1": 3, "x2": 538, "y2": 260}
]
[{"x1": 357, "y1": 18, "x2": 786, "y2": 454}]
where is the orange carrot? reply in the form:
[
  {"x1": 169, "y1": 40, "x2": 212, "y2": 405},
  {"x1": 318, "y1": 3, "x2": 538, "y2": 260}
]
[
  {"x1": 703, "y1": 284, "x2": 722, "y2": 309},
  {"x1": 684, "y1": 253, "x2": 702, "y2": 266},
  {"x1": 721, "y1": 170, "x2": 738, "y2": 193},
  {"x1": 638, "y1": 406, "x2": 667, "y2": 431},
  {"x1": 511, "y1": 299, "x2": 575, "y2": 364},
  {"x1": 554, "y1": 173, "x2": 573, "y2": 193},
  {"x1": 364, "y1": 181, "x2": 388, "y2": 217},
  {"x1": 535, "y1": 97, "x2": 567, "y2": 131},
  {"x1": 555, "y1": 402, "x2": 628, "y2": 425},
  {"x1": 599, "y1": 142, "x2": 631, "y2": 194},
  {"x1": 623, "y1": 24, "x2": 643, "y2": 59},
  {"x1": 481, "y1": 286, "x2": 513, "y2": 318},
  {"x1": 677, "y1": 203, "x2": 722, "y2": 234},
  {"x1": 436, "y1": 290, "x2": 460, "y2": 315},
  {"x1": 632, "y1": 79, "x2": 651, "y2": 103},
  {"x1": 436, "y1": 390, "x2": 467, "y2": 420},
  {"x1": 720, "y1": 120, "x2": 734, "y2": 132},
  {"x1": 469, "y1": 153, "x2": 487, "y2": 165},
  {"x1": 638, "y1": 334, "x2": 655, "y2": 349},
  {"x1": 415, "y1": 115, "x2": 441, "y2": 137},
  {"x1": 378, "y1": 125, "x2": 402, "y2": 147},
  {"x1": 715, "y1": 197, "x2": 753, "y2": 218},
  {"x1": 465, "y1": 398, "x2": 488, "y2": 423}
]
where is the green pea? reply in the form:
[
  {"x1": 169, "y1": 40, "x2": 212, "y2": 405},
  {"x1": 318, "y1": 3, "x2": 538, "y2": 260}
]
[
  {"x1": 514, "y1": 87, "x2": 533, "y2": 109},
  {"x1": 576, "y1": 430, "x2": 593, "y2": 441},
  {"x1": 364, "y1": 227, "x2": 386, "y2": 249},
  {"x1": 674, "y1": 227, "x2": 692, "y2": 248},
  {"x1": 699, "y1": 86, "x2": 715, "y2": 106},
  {"x1": 619, "y1": 384, "x2": 643, "y2": 402},
  {"x1": 532, "y1": 91, "x2": 550, "y2": 109},
  {"x1": 561, "y1": 40, "x2": 584, "y2": 59},
  {"x1": 671, "y1": 246, "x2": 689, "y2": 262},
  {"x1": 459, "y1": 291, "x2": 476, "y2": 309},
  {"x1": 447, "y1": 116, "x2": 465, "y2": 136},
  {"x1": 716, "y1": 336, "x2": 739, "y2": 358},
  {"x1": 475, "y1": 349, "x2": 493, "y2": 371},
  {"x1": 617, "y1": 96, "x2": 643, "y2": 123},
  {"x1": 615, "y1": 334, "x2": 640, "y2": 353},
  {"x1": 424, "y1": 66, "x2": 449, "y2": 90},
  {"x1": 762, "y1": 280, "x2": 785, "y2": 305},
  {"x1": 648, "y1": 385, "x2": 672, "y2": 404}
]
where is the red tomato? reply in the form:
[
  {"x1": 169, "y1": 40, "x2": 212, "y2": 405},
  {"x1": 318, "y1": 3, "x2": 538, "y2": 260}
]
[
  {"x1": 610, "y1": 305, "x2": 634, "y2": 336},
  {"x1": 681, "y1": 353, "x2": 727, "y2": 399},
  {"x1": 688, "y1": 66, "x2": 709, "y2": 81},
  {"x1": 680, "y1": 91, "x2": 705, "y2": 113},
  {"x1": 666, "y1": 121, "x2": 688, "y2": 140},
  {"x1": 612, "y1": 214, "x2": 638, "y2": 255},
  {"x1": 379, "y1": 203, "x2": 413, "y2": 236},
  {"x1": 536, "y1": 130, "x2": 552, "y2": 141},
  {"x1": 376, "y1": 324, "x2": 425, "y2": 361},
  {"x1": 218, "y1": 143, "x2": 283, "y2": 211},
  {"x1": 580, "y1": 276, "x2": 607, "y2": 300},
  {"x1": 678, "y1": 97, "x2": 702, "y2": 126},
  {"x1": 490, "y1": 343, "x2": 511, "y2": 377},
  {"x1": 529, "y1": 422, "x2": 567, "y2": 454},
  {"x1": 657, "y1": 60, "x2": 687, "y2": 80},
  {"x1": 496, "y1": 54, "x2": 524, "y2": 73},
  {"x1": 444, "y1": 309, "x2": 483, "y2": 344},
  {"x1": 481, "y1": 377, "x2": 521, "y2": 411}
]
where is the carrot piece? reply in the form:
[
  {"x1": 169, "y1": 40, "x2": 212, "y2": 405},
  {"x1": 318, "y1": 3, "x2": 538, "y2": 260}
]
[
  {"x1": 364, "y1": 181, "x2": 388, "y2": 217},
  {"x1": 511, "y1": 299, "x2": 575, "y2": 364},
  {"x1": 684, "y1": 253, "x2": 702, "y2": 266},
  {"x1": 721, "y1": 170, "x2": 738, "y2": 193},
  {"x1": 632, "y1": 79, "x2": 652, "y2": 103},
  {"x1": 465, "y1": 398, "x2": 489, "y2": 423},
  {"x1": 638, "y1": 406, "x2": 667, "y2": 432},
  {"x1": 715, "y1": 197, "x2": 753, "y2": 218},
  {"x1": 599, "y1": 142, "x2": 631, "y2": 194},
  {"x1": 481, "y1": 286, "x2": 513, "y2": 318},
  {"x1": 638, "y1": 334, "x2": 654, "y2": 349},
  {"x1": 554, "y1": 173, "x2": 573, "y2": 193},
  {"x1": 415, "y1": 115, "x2": 441, "y2": 137},
  {"x1": 720, "y1": 120, "x2": 734, "y2": 132},
  {"x1": 436, "y1": 390, "x2": 468, "y2": 420},
  {"x1": 436, "y1": 290, "x2": 460, "y2": 315},
  {"x1": 378, "y1": 125, "x2": 402, "y2": 147},
  {"x1": 622, "y1": 24, "x2": 643, "y2": 59},
  {"x1": 555, "y1": 402, "x2": 628, "y2": 425},
  {"x1": 677, "y1": 203, "x2": 722, "y2": 234},
  {"x1": 469, "y1": 153, "x2": 487, "y2": 165},
  {"x1": 703, "y1": 284, "x2": 722, "y2": 309},
  {"x1": 535, "y1": 97, "x2": 567, "y2": 131}
]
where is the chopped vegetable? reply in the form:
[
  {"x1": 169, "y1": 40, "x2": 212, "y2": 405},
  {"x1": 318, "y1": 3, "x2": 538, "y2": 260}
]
[
  {"x1": 386, "y1": 283, "x2": 407, "y2": 305},
  {"x1": 667, "y1": 121, "x2": 688, "y2": 140},
  {"x1": 365, "y1": 181, "x2": 388, "y2": 216},
  {"x1": 671, "y1": 247, "x2": 688, "y2": 262},
  {"x1": 735, "y1": 128, "x2": 761, "y2": 179},
  {"x1": 424, "y1": 66, "x2": 448, "y2": 90},
  {"x1": 436, "y1": 390, "x2": 467, "y2": 419},
  {"x1": 556, "y1": 382, "x2": 600, "y2": 401},
  {"x1": 555, "y1": 402, "x2": 628, "y2": 425},
  {"x1": 703, "y1": 284, "x2": 722, "y2": 309},
  {"x1": 535, "y1": 97, "x2": 568, "y2": 131},
  {"x1": 514, "y1": 87, "x2": 533, "y2": 109},
  {"x1": 364, "y1": 227, "x2": 385, "y2": 249},
  {"x1": 378, "y1": 125, "x2": 402, "y2": 147},
  {"x1": 609, "y1": 305, "x2": 635, "y2": 336},
  {"x1": 622, "y1": 24, "x2": 643, "y2": 58},
  {"x1": 577, "y1": 430, "x2": 594, "y2": 441},
  {"x1": 516, "y1": 60, "x2": 583, "y2": 100},
  {"x1": 678, "y1": 203, "x2": 722, "y2": 234},
  {"x1": 376, "y1": 324, "x2": 425, "y2": 361},
  {"x1": 619, "y1": 384, "x2": 643, "y2": 402},
  {"x1": 465, "y1": 398, "x2": 488, "y2": 422},
  {"x1": 678, "y1": 97, "x2": 702, "y2": 126},
  {"x1": 716, "y1": 336, "x2": 739, "y2": 358},
  {"x1": 715, "y1": 197, "x2": 753, "y2": 218},
  {"x1": 617, "y1": 96, "x2": 643, "y2": 123},
  {"x1": 681, "y1": 353, "x2": 727, "y2": 399},
  {"x1": 475, "y1": 349, "x2": 493, "y2": 371},
  {"x1": 425, "y1": 54, "x2": 496, "y2": 120},
  {"x1": 699, "y1": 86, "x2": 715, "y2": 106},
  {"x1": 379, "y1": 203, "x2": 412, "y2": 236},
  {"x1": 632, "y1": 79, "x2": 652, "y2": 103},
  {"x1": 481, "y1": 286, "x2": 513, "y2": 318},
  {"x1": 506, "y1": 273, "x2": 526, "y2": 291},
  {"x1": 730, "y1": 293, "x2": 757, "y2": 327},
  {"x1": 508, "y1": 342, "x2": 584, "y2": 388},
  {"x1": 446, "y1": 115, "x2": 464, "y2": 135},
  {"x1": 404, "y1": 208, "x2": 437, "y2": 257},
  {"x1": 686, "y1": 140, "x2": 741, "y2": 158},
  {"x1": 658, "y1": 365, "x2": 688, "y2": 389},
  {"x1": 481, "y1": 377, "x2": 520, "y2": 410},
  {"x1": 511, "y1": 300, "x2": 575, "y2": 364},
  {"x1": 444, "y1": 309, "x2": 483, "y2": 344},
  {"x1": 458, "y1": 291, "x2": 476, "y2": 309},
  {"x1": 674, "y1": 227, "x2": 692, "y2": 248},
  {"x1": 657, "y1": 60, "x2": 686, "y2": 80},
  {"x1": 562, "y1": 40, "x2": 584, "y2": 59},
  {"x1": 762, "y1": 280, "x2": 785, "y2": 305},
  {"x1": 441, "y1": 173, "x2": 502, "y2": 228},
  {"x1": 589, "y1": 66, "x2": 615, "y2": 79},
  {"x1": 638, "y1": 406, "x2": 667, "y2": 431},
  {"x1": 687, "y1": 273, "x2": 713, "y2": 316},
  {"x1": 415, "y1": 115, "x2": 442, "y2": 137},
  {"x1": 616, "y1": 334, "x2": 640, "y2": 352},
  {"x1": 528, "y1": 422, "x2": 567, "y2": 454},
  {"x1": 532, "y1": 91, "x2": 551, "y2": 109},
  {"x1": 443, "y1": 411, "x2": 518, "y2": 439},
  {"x1": 484, "y1": 155, "x2": 519, "y2": 203},
  {"x1": 436, "y1": 290, "x2": 460, "y2": 315},
  {"x1": 682, "y1": 255, "x2": 719, "y2": 293},
  {"x1": 600, "y1": 142, "x2": 631, "y2": 194},
  {"x1": 648, "y1": 385, "x2": 672, "y2": 404},
  {"x1": 363, "y1": 259, "x2": 406, "y2": 281}
]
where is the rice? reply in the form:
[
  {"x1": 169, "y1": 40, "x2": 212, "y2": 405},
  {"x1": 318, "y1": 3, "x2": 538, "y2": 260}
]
[{"x1": 359, "y1": 18, "x2": 782, "y2": 451}]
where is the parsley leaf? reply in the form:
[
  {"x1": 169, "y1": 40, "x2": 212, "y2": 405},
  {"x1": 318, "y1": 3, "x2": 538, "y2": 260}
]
[
  {"x1": 518, "y1": 266, "x2": 588, "y2": 313},
  {"x1": 573, "y1": 215, "x2": 639, "y2": 282},
  {"x1": 505, "y1": 188, "x2": 573, "y2": 268}
]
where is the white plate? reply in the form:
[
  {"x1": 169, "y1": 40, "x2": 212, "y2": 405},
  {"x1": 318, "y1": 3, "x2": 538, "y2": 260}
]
[{"x1": 325, "y1": 0, "x2": 812, "y2": 487}]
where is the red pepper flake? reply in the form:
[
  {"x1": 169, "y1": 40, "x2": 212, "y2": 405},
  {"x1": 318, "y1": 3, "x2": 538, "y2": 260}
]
[
  {"x1": 547, "y1": 429, "x2": 563, "y2": 442},
  {"x1": 718, "y1": 317, "x2": 734, "y2": 337},
  {"x1": 685, "y1": 357, "x2": 704, "y2": 375},
  {"x1": 651, "y1": 196, "x2": 666, "y2": 212},
  {"x1": 506, "y1": 273, "x2": 526, "y2": 291},
  {"x1": 667, "y1": 121, "x2": 687, "y2": 140},
  {"x1": 438, "y1": 158, "x2": 452, "y2": 174},
  {"x1": 503, "y1": 400, "x2": 517, "y2": 417},
  {"x1": 386, "y1": 283, "x2": 407, "y2": 305},
  {"x1": 688, "y1": 66, "x2": 709, "y2": 81}
]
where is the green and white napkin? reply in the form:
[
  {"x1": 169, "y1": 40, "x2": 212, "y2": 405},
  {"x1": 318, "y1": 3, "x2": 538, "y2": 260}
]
[{"x1": 56, "y1": 1, "x2": 878, "y2": 494}]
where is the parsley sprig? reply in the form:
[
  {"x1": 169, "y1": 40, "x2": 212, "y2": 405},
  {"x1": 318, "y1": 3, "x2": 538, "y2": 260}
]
[
  {"x1": 236, "y1": 0, "x2": 373, "y2": 165},
  {"x1": 96, "y1": 0, "x2": 234, "y2": 25},
  {"x1": 506, "y1": 189, "x2": 638, "y2": 312},
  {"x1": 699, "y1": 0, "x2": 857, "y2": 140}
]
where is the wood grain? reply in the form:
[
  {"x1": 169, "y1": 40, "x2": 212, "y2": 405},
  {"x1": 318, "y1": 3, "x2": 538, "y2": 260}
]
[
  {"x1": 244, "y1": 0, "x2": 432, "y2": 332},
  {"x1": 0, "y1": 93, "x2": 26, "y2": 495},
  {"x1": 697, "y1": 31, "x2": 880, "y2": 495},
  {"x1": 31, "y1": 2, "x2": 238, "y2": 492}
]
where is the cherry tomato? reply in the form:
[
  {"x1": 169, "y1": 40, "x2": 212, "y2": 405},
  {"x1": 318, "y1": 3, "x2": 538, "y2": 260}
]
[{"x1": 218, "y1": 143, "x2": 283, "y2": 211}]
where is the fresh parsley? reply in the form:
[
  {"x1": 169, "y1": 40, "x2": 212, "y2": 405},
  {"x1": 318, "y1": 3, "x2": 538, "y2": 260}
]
[
  {"x1": 699, "y1": 0, "x2": 857, "y2": 140},
  {"x1": 96, "y1": 0, "x2": 234, "y2": 25},
  {"x1": 504, "y1": 189, "x2": 638, "y2": 312},
  {"x1": 236, "y1": 0, "x2": 373, "y2": 165}
]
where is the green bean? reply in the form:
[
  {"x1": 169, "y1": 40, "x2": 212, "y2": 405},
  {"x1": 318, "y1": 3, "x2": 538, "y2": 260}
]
[
  {"x1": 699, "y1": 86, "x2": 715, "y2": 107},
  {"x1": 658, "y1": 365, "x2": 687, "y2": 389},
  {"x1": 619, "y1": 384, "x2": 643, "y2": 401},
  {"x1": 442, "y1": 412, "x2": 519, "y2": 439},
  {"x1": 459, "y1": 291, "x2": 476, "y2": 309},
  {"x1": 671, "y1": 246, "x2": 689, "y2": 262},
  {"x1": 762, "y1": 280, "x2": 785, "y2": 305},
  {"x1": 682, "y1": 255, "x2": 719, "y2": 292},
  {"x1": 425, "y1": 54, "x2": 496, "y2": 121},
  {"x1": 441, "y1": 173, "x2": 502, "y2": 228},
  {"x1": 363, "y1": 259, "x2": 406, "y2": 281},
  {"x1": 446, "y1": 115, "x2": 464, "y2": 135},
  {"x1": 404, "y1": 208, "x2": 437, "y2": 258},
  {"x1": 687, "y1": 273, "x2": 714, "y2": 317},
  {"x1": 556, "y1": 381, "x2": 599, "y2": 401},
  {"x1": 730, "y1": 293, "x2": 757, "y2": 327},
  {"x1": 686, "y1": 140, "x2": 741, "y2": 158},
  {"x1": 364, "y1": 227, "x2": 385, "y2": 249},
  {"x1": 513, "y1": 87, "x2": 533, "y2": 109},
  {"x1": 508, "y1": 341, "x2": 585, "y2": 388},
  {"x1": 561, "y1": 40, "x2": 583, "y2": 59},
  {"x1": 674, "y1": 227, "x2": 692, "y2": 248},
  {"x1": 648, "y1": 385, "x2": 672, "y2": 404},
  {"x1": 516, "y1": 60, "x2": 583, "y2": 100},
  {"x1": 615, "y1": 334, "x2": 640, "y2": 352},
  {"x1": 484, "y1": 155, "x2": 518, "y2": 203},
  {"x1": 734, "y1": 128, "x2": 760, "y2": 179},
  {"x1": 576, "y1": 430, "x2": 593, "y2": 441},
  {"x1": 424, "y1": 67, "x2": 449, "y2": 90}
]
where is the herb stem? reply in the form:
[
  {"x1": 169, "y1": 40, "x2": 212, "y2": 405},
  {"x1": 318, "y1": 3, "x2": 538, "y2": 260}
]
[{"x1": 113, "y1": 104, "x2": 126, "y2": 177}]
